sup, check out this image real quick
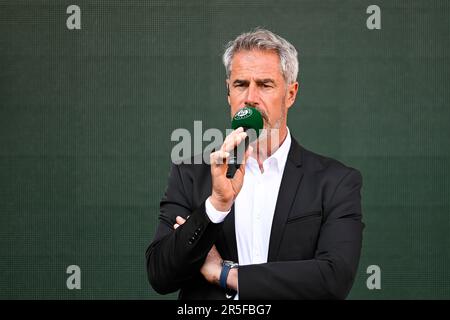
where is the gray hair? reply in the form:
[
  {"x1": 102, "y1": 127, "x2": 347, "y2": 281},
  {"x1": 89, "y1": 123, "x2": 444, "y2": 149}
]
[{"x1": 222, "y1": 28, "x2": 299, "y2": 85}]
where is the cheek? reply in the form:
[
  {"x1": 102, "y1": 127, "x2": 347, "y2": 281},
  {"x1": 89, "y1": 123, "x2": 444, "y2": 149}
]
[
  {"x1": 229, "y1": 101, "x2": 241, "y2": 116},
  {"x1": 263, "y1": 92, "x2": 284, "y2": 110},
  {"x1": 263, "y1": 89, "x2": 283, "y2": 102},
  {"x1": 230, "y1": 95, "x2": 246, "y2": 111}
]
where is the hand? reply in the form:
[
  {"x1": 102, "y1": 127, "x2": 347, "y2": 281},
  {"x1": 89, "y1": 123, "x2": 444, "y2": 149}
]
[
  {"x1": 199, "y1": 243, "x2": 222, "y2": 285},
  {"x1": 173, "y1": 215, "x2": 188, "y2": 230},
  {"x1": 209, "y1": 127, "x2": 253, "y2": 212},
  {"x1": 173, "y1": 216, "x2": 222, "y2": 285}
]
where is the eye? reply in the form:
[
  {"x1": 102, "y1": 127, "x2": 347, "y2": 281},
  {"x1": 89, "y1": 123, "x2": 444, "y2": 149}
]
[{"x1": 233, "y1": 83, "x2": 247, "y2": 91}]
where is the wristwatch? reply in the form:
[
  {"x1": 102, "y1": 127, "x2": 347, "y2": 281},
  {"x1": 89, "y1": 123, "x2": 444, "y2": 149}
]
[{"x1": 219, "y1": 260, "x2": 239, "y2": 289}]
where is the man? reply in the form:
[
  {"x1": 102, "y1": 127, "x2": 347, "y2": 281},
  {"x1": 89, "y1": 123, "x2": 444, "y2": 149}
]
[{"x1": 146, "y1": 28, "x2": 363, "y2": 299}]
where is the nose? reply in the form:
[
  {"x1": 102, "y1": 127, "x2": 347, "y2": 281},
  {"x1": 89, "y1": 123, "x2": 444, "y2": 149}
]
[{"x1": 244, "y1": 82, "x2": 259, "y2": 107}]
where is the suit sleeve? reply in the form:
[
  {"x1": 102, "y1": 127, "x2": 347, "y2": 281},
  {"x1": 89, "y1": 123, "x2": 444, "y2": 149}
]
[
  {"x1": 145, "y1": 163, "x2": 222, "y2": 294},
  {"x1": 238, "y1": 168, "x2": 364, "y2": 300}
]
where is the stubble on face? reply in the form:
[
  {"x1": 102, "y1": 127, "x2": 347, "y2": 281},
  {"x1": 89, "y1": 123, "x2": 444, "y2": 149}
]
[{"x1": 251, "y1": 93, "x2": 287, "y2": 161}]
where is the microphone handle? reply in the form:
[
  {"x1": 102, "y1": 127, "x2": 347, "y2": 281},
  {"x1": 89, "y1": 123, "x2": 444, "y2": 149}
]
[{"x1": 226, "y1": 135, "x2": 250, "y2": 179}]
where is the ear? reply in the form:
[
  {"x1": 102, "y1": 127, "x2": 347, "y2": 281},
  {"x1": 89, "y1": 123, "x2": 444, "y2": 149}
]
[
  {"x1": 226, "y1": 79, "x2": 231, "y2": 106},
  {"x1": 286, "y1": 81, "x2": 299, "y2": 109}
]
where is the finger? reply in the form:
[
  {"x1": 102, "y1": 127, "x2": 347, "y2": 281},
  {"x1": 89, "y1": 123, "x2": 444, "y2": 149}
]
[
  {"x1": 210, "y1": 150, "x2": 230, "y2": 166},
  {"x1": 221, "y1": 129, "x2": 247, "y2": 153},
  {"x1": 221, "y1": 132, "x2": 247, "y2": 155},
  {"x1": 234, "y1": 127, "x2": 244, "y2": 134},
  {"x1": 176, "y1": 216, "x2": 186, "y2": 225},
  {"x1": 228, "y1": 131, "x2": 248, "y2": 152},
  {"x1": 174, "y1": 223, "x2": 179, "y2": 229}
]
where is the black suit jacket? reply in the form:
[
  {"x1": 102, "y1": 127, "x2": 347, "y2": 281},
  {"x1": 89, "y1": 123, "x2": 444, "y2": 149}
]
[{"x1": 146, "y1": 137, "x2": 363, "y2": 299}]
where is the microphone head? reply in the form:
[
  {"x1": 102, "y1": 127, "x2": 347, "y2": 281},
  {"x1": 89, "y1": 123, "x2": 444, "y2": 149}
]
[{"x1": 231, "y1": 106, "x2": 264, "y2": 140}]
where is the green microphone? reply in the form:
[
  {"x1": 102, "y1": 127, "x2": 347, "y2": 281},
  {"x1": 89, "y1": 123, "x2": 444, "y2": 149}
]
[{"x1": 226, "y1": 105, "x2": 264, "y2": 179}]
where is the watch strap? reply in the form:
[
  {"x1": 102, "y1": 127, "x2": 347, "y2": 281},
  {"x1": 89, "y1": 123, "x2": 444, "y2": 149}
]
[{"x1": 219, "y1": 263, "x2": 231, "y2": 289}]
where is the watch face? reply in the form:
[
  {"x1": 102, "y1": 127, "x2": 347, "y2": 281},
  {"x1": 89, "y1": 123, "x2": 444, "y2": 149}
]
[{"x1": 223, "y1": 260, "x2": 238, "y2": 268}]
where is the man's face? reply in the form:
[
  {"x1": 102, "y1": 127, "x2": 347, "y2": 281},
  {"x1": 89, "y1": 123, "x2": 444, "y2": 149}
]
[{"x1": 227, "y1": 49, "x2": 298, "y2": 135}]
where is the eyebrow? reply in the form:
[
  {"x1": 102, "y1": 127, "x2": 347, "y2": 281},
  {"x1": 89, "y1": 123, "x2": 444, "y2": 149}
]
[
  {"x1": 257, "y1": 79, "x2": 275, "y2": 85},
  {"x1": 232, "y1": 79, "x2": 276, "y2": 86}
]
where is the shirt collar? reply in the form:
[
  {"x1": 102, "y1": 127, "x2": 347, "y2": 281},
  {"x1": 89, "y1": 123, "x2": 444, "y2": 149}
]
[{"x1": 269, "y1": 127, "x2": 291, "y2": 174}]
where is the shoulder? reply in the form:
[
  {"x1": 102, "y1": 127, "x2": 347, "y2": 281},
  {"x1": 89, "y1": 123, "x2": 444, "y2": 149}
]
[
  {"x1": 297, "y1": 143, "x2": 363, "y2": 213},
  {"x1": 297, "y1": 142, "x2": 362, "y2": 185}
]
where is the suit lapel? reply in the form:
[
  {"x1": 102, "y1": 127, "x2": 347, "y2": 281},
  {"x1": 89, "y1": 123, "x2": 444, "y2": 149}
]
[{"x1": 267, "y1": 138, "x2": 304, "y2": 261}]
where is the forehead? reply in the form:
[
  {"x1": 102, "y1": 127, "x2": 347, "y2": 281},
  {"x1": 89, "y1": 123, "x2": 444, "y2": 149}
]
[{"x1": 230, "y1": 50, "x2": 282, "y2": 80}]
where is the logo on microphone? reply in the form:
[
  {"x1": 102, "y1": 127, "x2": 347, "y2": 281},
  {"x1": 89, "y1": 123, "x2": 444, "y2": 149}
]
[{"x1": 234, "y1": 107, "x2": 253, "y2": 120}]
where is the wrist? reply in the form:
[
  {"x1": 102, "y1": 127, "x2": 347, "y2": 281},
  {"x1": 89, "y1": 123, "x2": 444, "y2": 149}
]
[
  {"x1": 214, "y1": 264, "x2": 222, "y2": 286},
  {"x1": 209, "y1": 194, "x2": 232, "y2": 212},
  {"x1": 219, "y1": 260, "x2": 239, "y2": 290}
]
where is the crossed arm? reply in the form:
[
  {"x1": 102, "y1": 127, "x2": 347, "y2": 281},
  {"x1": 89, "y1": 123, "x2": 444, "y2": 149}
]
[{"x1": 145, "y1": 163, "x2": 363, "y2": 299}]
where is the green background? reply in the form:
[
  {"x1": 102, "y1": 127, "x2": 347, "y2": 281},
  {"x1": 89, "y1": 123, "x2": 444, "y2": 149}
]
[{"x1": 1, "y1": 0, "x2": 449, "y2": 299}]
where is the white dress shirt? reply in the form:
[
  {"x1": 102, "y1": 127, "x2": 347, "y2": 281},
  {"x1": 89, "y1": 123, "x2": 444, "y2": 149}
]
[{"x1": 205, "y1": 128, "x2": 292, "y2": 298}]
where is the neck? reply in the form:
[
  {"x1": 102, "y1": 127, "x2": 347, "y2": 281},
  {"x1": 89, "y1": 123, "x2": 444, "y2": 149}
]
[{"x1": 252, "y1": 126, "x2": 288, "y2": 171}]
